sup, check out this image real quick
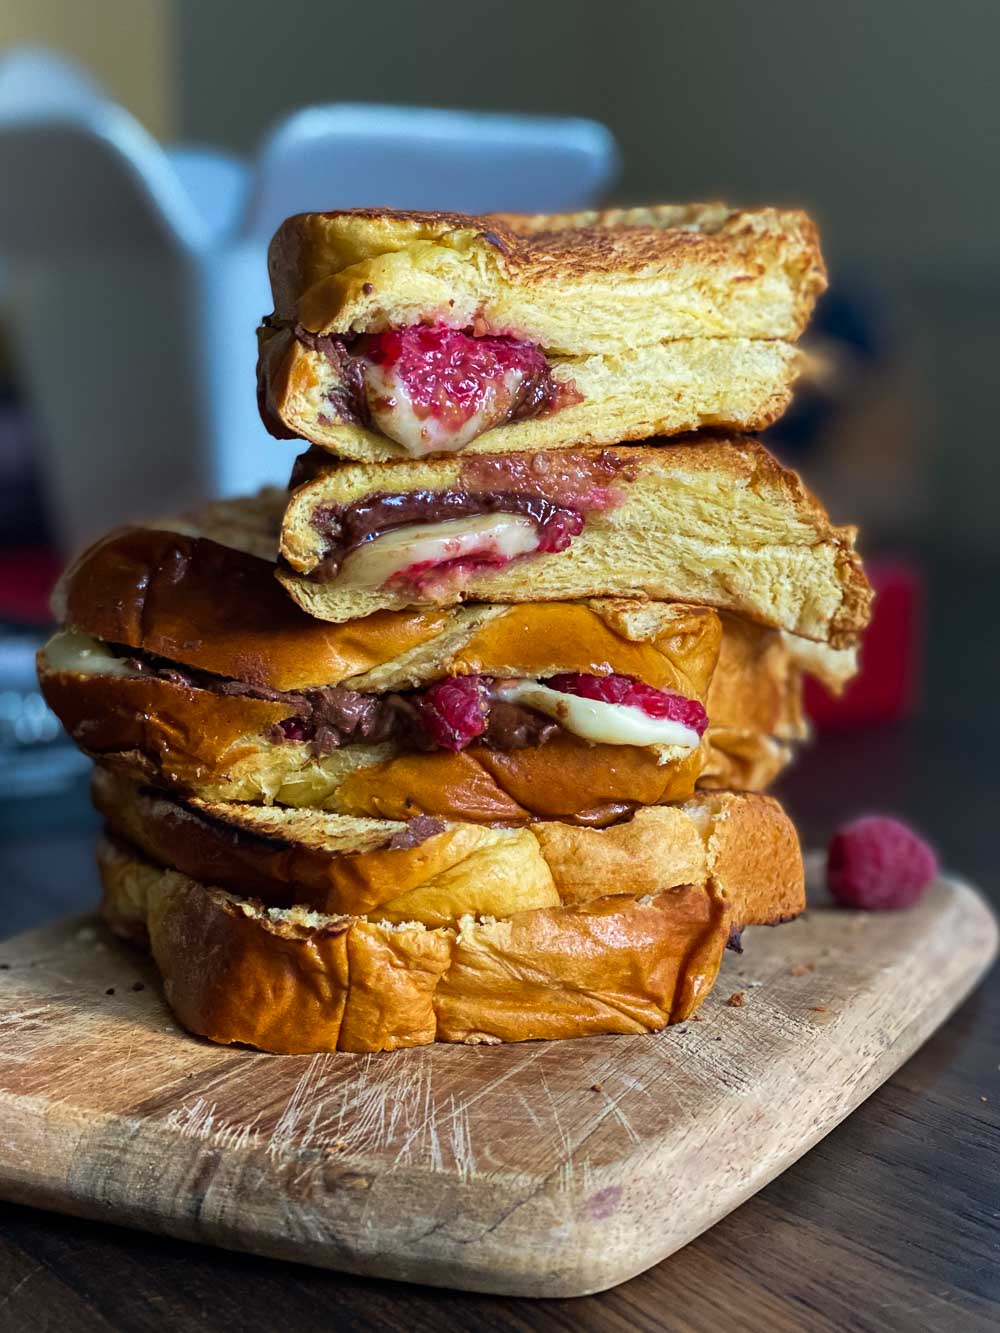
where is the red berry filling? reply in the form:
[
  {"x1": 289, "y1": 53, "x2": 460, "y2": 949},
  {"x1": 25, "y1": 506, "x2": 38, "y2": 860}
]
[
  {"x1": 544, "y1": 672, "x2": 709, "y2": 736},
  {"x1": 389, "y1": 551, "x2": 514, "y2": 595},
  {"x1": 361, "y1": 324, "x2": 553, "y2": 432},
  {"x1": 412, "y1": 675, "x2": 490, "y2": 751},
  {"x1": 826, "y1": 815, "x2": 938, "y2": 910}
]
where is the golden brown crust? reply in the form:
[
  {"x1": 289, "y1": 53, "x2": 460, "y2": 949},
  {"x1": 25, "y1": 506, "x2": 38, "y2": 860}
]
[
  {"x1": 56, "y1": 526, "x2": 449, "y2": 692},
  {"x1": 98, "y1": 836, "x2": 731, "y2": 1053},
  {"x1": 267, "y1": 203, "x2": 826, "y2": 347},
  {"x1": 708, "y1": 613, "x2": 808, "y2": 740},
  {"x1": 330, "y1": 736, "x2": 707, "y2": 824},
  {"x1": 280, "y1": 438, "x2": 873, "y2": 647},
  {"x1": 93, "y1": 768, "x2": 560, "y2": 927},
  {"x1": 700, "y1": 729, "x2": 794, "y2": 792},
  {"x1": 683, "y1": 791, "x2": 806, "y2": 929},
  {"x1": 93, "y1": 769, "x2": 803, "y2": 931}
]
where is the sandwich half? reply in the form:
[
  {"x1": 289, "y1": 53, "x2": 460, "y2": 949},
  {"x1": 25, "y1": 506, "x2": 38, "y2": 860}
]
[
  {"x1": 98, "y1": 789, "x2": 803, "y2": 1053},
  {"x1": 280, "y1": 437, "x2": 872, "y2": 642},
  {"x1": 258, "y1": 204, "x2": 826, "y2": 461},
  {"x1": 38, "y1": 518, "x2": 840, "y2": 821},
  {"x1": 94, "y1": 767, "x2": 805, "y2": 932}
]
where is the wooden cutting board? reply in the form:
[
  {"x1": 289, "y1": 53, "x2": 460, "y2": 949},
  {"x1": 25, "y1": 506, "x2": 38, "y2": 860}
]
[{"x1": 0, "y1": 872, "x2": 994, "y2": 1298}]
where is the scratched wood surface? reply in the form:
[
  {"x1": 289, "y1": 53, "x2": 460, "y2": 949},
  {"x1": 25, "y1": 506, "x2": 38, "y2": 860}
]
[{"x1": 0, "y1": 873, "x2": 994, "y2": 1299}]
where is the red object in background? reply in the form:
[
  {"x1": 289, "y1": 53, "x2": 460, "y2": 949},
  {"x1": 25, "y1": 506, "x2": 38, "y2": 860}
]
[
  {"x1": 805, "y1": 557, "x2": 922, "y2": 729},
  {"x1": 0, "y1": 548, "x2": 64, "y2": 625}
]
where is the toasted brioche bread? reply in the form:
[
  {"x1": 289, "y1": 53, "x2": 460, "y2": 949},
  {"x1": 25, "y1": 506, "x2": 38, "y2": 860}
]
[
  {"x1": 268, "y1": 205, "x2": 825, "y2": 350},
  {"x1": 54, "y1": 525, "x2": 722, "y2": 694},
  {"x1": 93, "y1": 769, "x2": 804, "y2": 930},
  {"x1": 99, "y1": 835, "x2": 731, "y2": 1052},
  {"x1": 280, "y1": 438, "x2": 872, "y2": 646},
  {"x1": 260, "y1": 204, "x2": 824, "y2": 459},
  {"x1": 260, "y1": 322, "x2": 801, "y2": 462}
]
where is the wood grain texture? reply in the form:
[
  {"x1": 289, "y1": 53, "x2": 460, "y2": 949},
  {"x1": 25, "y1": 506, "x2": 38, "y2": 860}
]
[{"x1": 0, "y1": 874, "x2": 994, "y2": 1300}]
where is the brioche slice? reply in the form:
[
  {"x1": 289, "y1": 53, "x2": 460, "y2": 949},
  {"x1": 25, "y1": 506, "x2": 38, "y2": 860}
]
[
  {"x1": 93, "y1": 768, "x2": 805, "y2": 931},
  {"x1": 99, "y1": 835, "x2": 731, "y2": 1053},
  {"x1": 279, "y1": 438, "x2": 872, "y2": 646},
  {"x1": 261, "y1": 205, "x2": 824, "y2": 460},
  {"x1": 269, "y1": 205, "x2": 825, "y2": 349}
]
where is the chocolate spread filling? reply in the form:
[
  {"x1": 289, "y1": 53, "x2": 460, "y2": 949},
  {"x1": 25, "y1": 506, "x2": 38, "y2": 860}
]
[
  {"x1": 296, "y1": 327, "x2": 372, "y2": 429},
  {"x1": 119, "y1": 650, "x2": 558, "y2": 757},
  {"x1": 304, "y1": 489, "x2": 583, "y2": 582},
  {"x1": 293, "y1": 325, "x2": 561, "y2": 433},
  {"x1": 287, "y1": 448, "x2": 634, "y2": 584}
]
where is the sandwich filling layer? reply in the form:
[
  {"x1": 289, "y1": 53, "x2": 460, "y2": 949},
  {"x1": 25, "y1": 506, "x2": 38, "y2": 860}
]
[
  {"x1": 43, "y1": 630, "x2": 707, "y2": 757},
  {"x1": 298, "y1": 449, "x2": 632, "y2": 592},
  {"x1": 294, "y1": 322, "x2": 580, "y2": 456}
]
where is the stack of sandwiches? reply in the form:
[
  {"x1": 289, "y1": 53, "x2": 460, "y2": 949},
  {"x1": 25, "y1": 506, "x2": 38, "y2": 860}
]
[{"x1": 39, "y1": 204, "x2": 872, "y2": 1053}]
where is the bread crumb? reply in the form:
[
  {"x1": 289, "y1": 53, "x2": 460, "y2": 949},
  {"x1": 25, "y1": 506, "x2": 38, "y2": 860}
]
[
  {"x1": 590, "y1": 1082, "x2": 604, "y2": 1092},
  {"x1": 690, "y1": 1013, "x2": 705, "y2": 1022},
  {"x1": 810, "y1": 1005, "x2": 828, "y2": 1013},
  {"x1": 726, "y1": 992, "x2": 746, "y2": 1008},
  {"x1": 789, "y1": 963, "x2": 814, "y2": 976}
]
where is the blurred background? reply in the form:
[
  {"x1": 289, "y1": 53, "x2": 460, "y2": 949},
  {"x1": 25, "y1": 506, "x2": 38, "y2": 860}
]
[{"x1": 0, "y1": 0, "x2": 996, "y2": 920}]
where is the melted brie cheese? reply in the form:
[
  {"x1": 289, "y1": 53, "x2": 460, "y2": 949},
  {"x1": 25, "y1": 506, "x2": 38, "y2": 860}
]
[
  {"x1": 336, "y1": 513, "x2": 540, "y2": 590},
  {"x1": 495, "y1": 679, "x2": 701, "y2": 750},
  {"x1": 42, "y1": 630, "x2": 141, "y2": 677}
]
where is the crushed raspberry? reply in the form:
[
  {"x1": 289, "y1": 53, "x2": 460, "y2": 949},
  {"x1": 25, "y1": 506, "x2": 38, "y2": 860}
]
[
  {"x1": 535, "y1": 510, "x2": 585, "y2": 553},
  {"x1": 544, "y1": 673, "x2": 708, "y2": 736},
  {"x1": 389, "y1": 551, "x2": 515, "y2": 596},
  {"x1": 361, "y1": 324, "x2": 551, "y2": 430},
  {"x1": 412, "y1": 675, "x2": 489, "y2": 751},
  {"x1": 827, "y1": 816, "x2": 938, "y2": 910}
]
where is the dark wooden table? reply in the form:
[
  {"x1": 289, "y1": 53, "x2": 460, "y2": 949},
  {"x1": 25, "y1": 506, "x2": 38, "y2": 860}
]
[{"x1": 1, "y1": 569, "x2": 997, "y2": 1332}]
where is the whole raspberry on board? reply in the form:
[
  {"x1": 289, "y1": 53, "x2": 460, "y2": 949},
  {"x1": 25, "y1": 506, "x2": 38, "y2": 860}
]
[{"x1": 826, "y1": 816, "x2": 938, "y2": 910}]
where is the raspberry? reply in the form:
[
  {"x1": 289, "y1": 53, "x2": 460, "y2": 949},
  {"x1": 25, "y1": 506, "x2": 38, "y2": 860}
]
[
  {"x1": 544, "y1": 673, "x2": 708, "y2": 736},
  {"x1": 276, "y1": 716, "x2": 312, "y2": 742},
  {"x1": 362, "y1": 324, "x2": 549, "y2": 428},
  {"x1": 535, "y1": 509, "x2": 585, "y2": 553},
  {"x1": 413, "y1": 675, "x2": 489, "y2": 751},
  {"x1": 826, "y1": 816, "x2": 938, "y2": 910}
]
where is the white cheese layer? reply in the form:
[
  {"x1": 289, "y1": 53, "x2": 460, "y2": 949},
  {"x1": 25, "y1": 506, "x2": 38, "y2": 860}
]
[
  {"x1": 363, "y1": 360, "x2": 527, "y2": 457},
  {"x1": 336, "y1": 513, "x2": 540, "y2": 590},
  {"x1": 495, "y1": 679, "x2": 701, "y2": 750},
  {"x1": 42, "y1": 630, "x2": 141, "y2": 677}
]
